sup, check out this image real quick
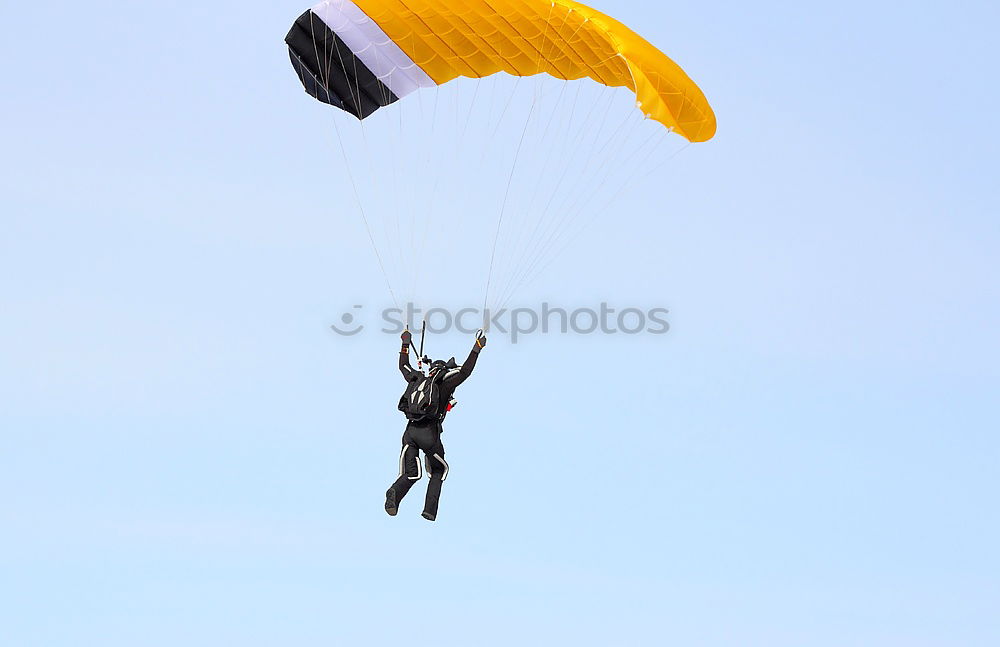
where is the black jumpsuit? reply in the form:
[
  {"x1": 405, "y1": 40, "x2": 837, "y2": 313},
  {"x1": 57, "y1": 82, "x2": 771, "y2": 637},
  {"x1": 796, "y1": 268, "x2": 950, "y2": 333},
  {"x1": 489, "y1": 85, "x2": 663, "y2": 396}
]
[{"x1": 387, "y1": 344, "x2": 479, "y2": 519}]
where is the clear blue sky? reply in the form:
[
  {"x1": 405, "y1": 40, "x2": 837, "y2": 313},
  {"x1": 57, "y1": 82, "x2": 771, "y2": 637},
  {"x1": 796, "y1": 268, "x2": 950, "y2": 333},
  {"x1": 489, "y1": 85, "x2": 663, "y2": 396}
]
[{"x1": 2, "y1": 1, "x2": 999, "y2": 645}]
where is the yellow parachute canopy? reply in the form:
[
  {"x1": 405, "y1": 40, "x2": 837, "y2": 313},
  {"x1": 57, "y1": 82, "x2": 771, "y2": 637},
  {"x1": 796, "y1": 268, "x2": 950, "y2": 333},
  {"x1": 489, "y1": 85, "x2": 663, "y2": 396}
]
[{"x1": 287, "y1": 0, "x2": 716, "y2": 142}]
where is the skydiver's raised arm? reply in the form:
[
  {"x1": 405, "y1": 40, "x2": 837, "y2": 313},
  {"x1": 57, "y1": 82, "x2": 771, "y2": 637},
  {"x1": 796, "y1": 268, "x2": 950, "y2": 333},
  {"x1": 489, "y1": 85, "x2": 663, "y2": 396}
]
[
  {"x1": 399, "y1": 330, "x2": 417, "y2": 380},
  {"x1": 443, "y1": 332, "x2": 487, "y2": 388}
]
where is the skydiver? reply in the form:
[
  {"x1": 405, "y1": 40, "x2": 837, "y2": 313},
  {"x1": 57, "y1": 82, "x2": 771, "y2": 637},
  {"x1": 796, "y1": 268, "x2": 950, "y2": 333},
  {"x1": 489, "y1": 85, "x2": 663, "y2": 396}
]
[{"x1": 384, "y1": 328, "x2": 487, "y2": 521}]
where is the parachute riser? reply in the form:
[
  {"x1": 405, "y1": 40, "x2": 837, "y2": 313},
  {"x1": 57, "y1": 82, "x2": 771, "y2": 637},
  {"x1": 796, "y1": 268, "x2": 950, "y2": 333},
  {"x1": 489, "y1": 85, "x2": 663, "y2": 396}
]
[{"x1": 417, "y1": 319, "x2": 427, "y2": 371}]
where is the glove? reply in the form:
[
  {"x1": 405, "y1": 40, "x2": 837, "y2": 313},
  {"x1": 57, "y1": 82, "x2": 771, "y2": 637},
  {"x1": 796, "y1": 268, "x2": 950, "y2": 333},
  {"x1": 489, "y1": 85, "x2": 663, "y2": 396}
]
[
  {"x1": 401, "y1": 330, "x2": 413, "y2": 345},
  {"x1": 474, "y1": 330, "x2": 487, "y2": 352}
]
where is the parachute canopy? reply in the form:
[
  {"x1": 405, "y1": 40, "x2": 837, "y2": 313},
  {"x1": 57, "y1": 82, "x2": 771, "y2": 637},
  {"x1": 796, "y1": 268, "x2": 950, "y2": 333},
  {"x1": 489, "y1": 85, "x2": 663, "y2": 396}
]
[{"x1": 286, "y1": 0, "x2": 716, "y2": 142}]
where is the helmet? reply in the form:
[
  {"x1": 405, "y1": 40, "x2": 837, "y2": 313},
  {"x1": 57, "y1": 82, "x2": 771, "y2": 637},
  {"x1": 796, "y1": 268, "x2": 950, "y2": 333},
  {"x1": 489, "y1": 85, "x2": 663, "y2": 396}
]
[{"x1": 426, "y1": 357, "x2": 458, "y2": 378}]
